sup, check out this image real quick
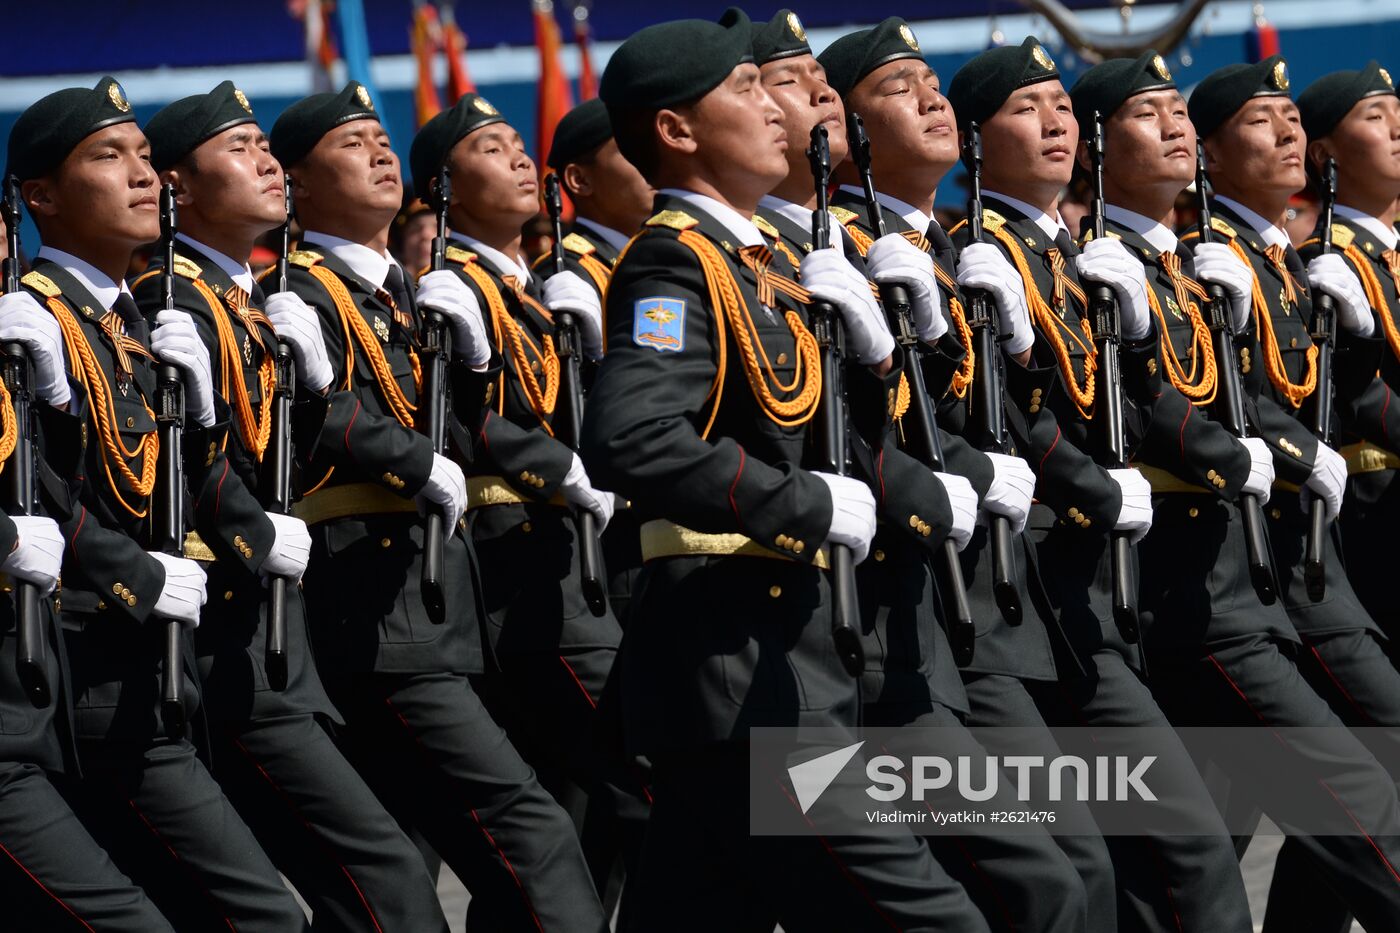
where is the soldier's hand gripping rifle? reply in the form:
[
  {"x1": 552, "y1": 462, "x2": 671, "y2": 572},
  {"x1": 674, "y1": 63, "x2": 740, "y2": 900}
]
[
  {"x1": 809, "y1": 124, "x2": 865, "y2": 678},
  {"x1": 961, "y1": 121, "x2": 1024, "y2": 628},
  {"x1": 846, "y1": 115, "x2": 976, "y2": 665},
  {"x1": 2, "y1": 176, "x2": 49, "y2": 707},
  {"x1": 261, "y1": 174, "x2": 295, "y2": 690},
  {"x1": 544, "y1": 173, "x2": 607, "y2": 617},
  {"x1": 1196, "y1": 144, "x2": 1277, "y2": 605},
  {"x1": 1304, "y1": 158, "x2": 1339, "y2": 602},
  {"x1": 154, "y1": 184, "x2": 187, "y2": 737},
  {"x1": 1086, "y1": 113, "x2": 1139, "y2": 644},
  {"x1": 420, "y1": 165, "x2": 451, "y2": 625}
]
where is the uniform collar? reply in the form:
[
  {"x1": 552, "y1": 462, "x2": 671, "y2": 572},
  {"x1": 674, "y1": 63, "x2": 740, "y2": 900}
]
[
  {"x1": 1213, "y1": 196, "x2": 1290, "y2": 250},
  {"x1": 982, "y1": 190, "x2": 1069, "y2": 241},
  {"x1": 837, "y1": 185, "x2": 933, "y2": 237},
  {"x1": 1104, "y1": 203, "x2": 1177, "y2": 255},
  {"x1": 35, "y1": 246, "x2": 129, "y2": 312},
  {"x1": 457, "y1": 234, "x2": 532, "y2": 284},
  {"x1": 175, "y1": 233, "x2": 254, "y2": 294},
  {"x1": 1335, "y1": 204, "x2": 1399, "y2": 251},
  {"x1": 300, "y1": 229, "x2": 397, "y2": 290},
  {"x1": 658, "y1": 188, "x2": 764, "y2": 248},
  {"x1": 573, "y1": 217, "x2": 632, "y2": 254}
]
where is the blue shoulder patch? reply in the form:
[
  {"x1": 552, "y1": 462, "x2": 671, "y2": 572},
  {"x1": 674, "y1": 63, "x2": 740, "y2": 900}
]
[{"x1": 633, "y1": 296, "x2": 686, "y2": 353}]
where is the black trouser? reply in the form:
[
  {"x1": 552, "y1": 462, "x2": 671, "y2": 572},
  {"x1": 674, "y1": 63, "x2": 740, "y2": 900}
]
[
  {"x1": 208, "y1": 712, "x2": 448, "y2": 931},
  {"x1": 0, "y1": 761, "x2": 173, "y2": 931}
]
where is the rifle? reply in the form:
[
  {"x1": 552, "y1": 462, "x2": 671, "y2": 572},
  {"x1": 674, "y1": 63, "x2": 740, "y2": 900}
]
[
  {"x1": 960, "y1": 121, "x2": 1024, "y2": 628},
  {"x1": 1195, "y1": 145, "x2": 1277, "y2": 605},
  {"x1": 261, "y1": 174, "x2": 295, "y2": 690},
  {"x1": 1304, "y1": 158, "x2": 1339, "y2": 602},
  {"x1": 543, "y1": 173, "x2": 607, "y2": 617},
  {"x1": 808, "y1": 124, "x2": 865, "y2": 677},
  {"x1": 2, "y1": 176, "x2": 48, "y2": 707},
  {"x1": 154, "y1": 183, "x2": 187, "y2": 737},
  {"x1": 419, "y1": 165, "x2": 451, "y2": 625},
  {"x1": 846, "y1": 115, "x2": 976, "y2": 665},
  {"x1": 1086, "y1": 112, "x2": 1140, "y2": 644}
]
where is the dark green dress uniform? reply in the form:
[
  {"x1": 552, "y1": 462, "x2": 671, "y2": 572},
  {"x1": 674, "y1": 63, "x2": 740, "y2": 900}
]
[
  {"x1": 131, "y1": 216, "x2": 446, "y2": 931},
  {"x1": 271, "y1": 75, "x2": 603, "y2": 933},
  {"x1": 6, "y1": 78, "x2": 307, "y2": 932}
]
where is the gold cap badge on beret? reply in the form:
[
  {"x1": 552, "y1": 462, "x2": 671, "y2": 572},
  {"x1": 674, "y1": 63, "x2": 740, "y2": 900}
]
[
  {"x1": 1382, "y1": 68, "x2": 1395, "y2": 89},
  {"x1": 787, "y1": 12, "x2": 806, "y2": 42},
  {"x1": 107, "y1": 81, "x2": 130, "y2": 113},
  {"x1": 356, "y1": 84, "x2": 374, "y2": 109},
  {"x1": 1032, "y1": 44, "x2": 1055, "y2": 72},
  {"x1": 473, "y1": 97, "x2": 499, "y2": 116},
  {"x1": 234, "y1": 88, "x2": 253, "y2": 114},
  {"x1": 900, "y1": 24, "x2": 919, "y2": 52},
  {"x1": 1151, "y1": 54, "x2": 1171, "y2": 81},
  {"x1": 1271, "y1": 60, "x2": 1289, "y2": 91}
]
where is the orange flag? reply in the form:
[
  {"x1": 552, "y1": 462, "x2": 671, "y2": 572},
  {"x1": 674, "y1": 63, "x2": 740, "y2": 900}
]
[
  {"x1": 411, "y1": 3, "x2": 444, "y2": 127},
  {"x1": 573, "y1": 4, "x2": 597, "y2": 101},
  {"x1": 533, "y1": 0, "x2": 574, "y2": 175},
  {"x1": 442, "y1": 4, "x2": 477, "y2": 98}
]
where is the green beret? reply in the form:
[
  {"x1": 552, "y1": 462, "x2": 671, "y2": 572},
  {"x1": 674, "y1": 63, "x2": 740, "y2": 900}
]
[
  {"x1": 7, "y1": 77, "x2": 136, "y2": 182},
  {"x1": 409, "y1": 92, "x2": 507, "y2": 195},
  {"x1": 145, "y1": 81, "x2": 259, "y2": 173},
  {"x1": 816, "y1": 17, "x2": 925, "y2": 99},
  {"x1": 751, "y1": 9, "x2": 812, "y2": 67},
  {"x1": 1188, "y1": 55, "x2": 1291, "y2": 140},
  {"x1": 947, "y1": 37, "x2": 1061, "y2": 130},
  {"x1": 600, "y1": 10, "x2": 754, "y2": 111},
  {"x1": 1070, "y1": 51, "x2": 1177, "y2": 137},
  {"x1": 547, "y1": 98, "x2": 612, "y2": 169},
  {"x1": 1298, "y1": 61, "x2": 1397, "y2": 142},
  {"x1": 270, "y1": 81, "x2": 379, "y2": 169}
]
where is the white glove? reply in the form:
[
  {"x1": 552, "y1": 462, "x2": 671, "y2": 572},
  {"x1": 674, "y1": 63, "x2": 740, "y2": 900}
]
[
  {"x1": 416, "y1": 452, "x2": 467, "y2": 537},
  {"x1": 149, "y1": 551, "x2": 207, "y2": 628},
  {"x1": 933, "y1": 471, "x2": 978, "y2": 551},
  {"x1": 1076, "y1": 238, "x2": 1151, "y2": 340},
  {"x1": 1239, "y1": 437, "x2": 1275, "y2": 504},
  {"x1": 149, "y1": 311, "x2": 215, "y2": 428},
  {"x1": 541, "y1": 271, "x2": 605, "y2": 361},
  {"x1": 560, "y1": 454, "x2": 615, "y2": 533},
  {"x1": 1191, "y1": 243, "x2": 1254, "y2": 335},
  {"x1": 1302, "y1": 442, "x2": 1347, "y2": 522},
  {"x1": 813, "y1": 471, "x2": 877, "y2": 564},
  {"x1": 800, "y1": 247, "x2": 895, "y2": 365},
  {"x1": 0, "y1": 291, "x2": 69, "y2": 407},
  {"x1": 982, "y1": 452, "x2": 1036, "y2": 535},
  {"x1": 1, "y1": 515, "x2": 64, "y2": 595},
  {"x1": 415, "y1": 270, "x2": 493, "y2": 368},
  {"x1": 1108, "y1": 468, "x2": 1153, "y2": 544},
  {"x1": 260, "y1": 512, "x2": 311, "y2": 582},
  {"x1": 265, "y1": 291, "x2": 333, "y2": 393},
  {"x1": 864, "y1": 234, "x2": 947, "y2": 342},
  {"x1": 1307, "y1": 254, "x2": 1374, "y2": 337},
  {"x1": 956, "y1": 243, "x2": 1035, "y2": 355}
]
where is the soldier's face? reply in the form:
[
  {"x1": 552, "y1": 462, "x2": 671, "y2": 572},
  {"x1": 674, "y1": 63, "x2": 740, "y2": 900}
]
[
  {"x1": 1095, "y1": 89, "x2": 1196, "y2": 193},
  {"x1": 298, "y1": 119, "x2": 402, "y2": 215},
  {"x1": 760, "y1": 55, "x2": 849, "y2": 172},
  {"x1": 980, "y1": 81, "x2": 1077, "y2": 193},
  {"x1": 1312, "y1": 94, "x2": 1400, "y2": 196},
  {"x1": 177, "y1": 125, "x2": 285, "y2": 232},
  {"x1": 566, "y1": 139, "x2": 654, "y2": 232},
  {"x1": 445, "y1": 124, "x2": 538, "y2": 228},
  {"x1": 27, "y1": 121, "x2": 159, "y2": 246},
  {"x1": 845, "y1": 60, "x2": 957, "y2": 175},
  {"x1": 1204, "y1": 97, "x2": 1306, "y2": 199},
  {"x1": 670, "y1": 63, "x2": 789, "y2": 193}
]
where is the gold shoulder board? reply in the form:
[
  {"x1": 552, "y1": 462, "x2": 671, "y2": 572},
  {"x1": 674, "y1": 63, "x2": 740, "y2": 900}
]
[
  {"x1": 752, "y1": 214, "x2": 781, "y2": 239},
  {"x1": 829, "y1": 205, "x2": 859, "y2": 225},
  {"x1": 444, "y1": 245, "x2": 476, "y2": 263},
  {"x1": 19, "y1": 271, "x2": 59, "y2": 297},
  {"x1": 982, "y1": 209, "x2": 1007, "y2": 234},
  {"x1": 1210, "y1": 216, "x2": 1237, "y2": 239},
  {"x1": 1330, "y1": 223, "x2": 1356, "y2": 250},
  {"x1": 172, "y1": 255, "x2": 202, "y2": 279},
  {"x1": 287, "y1": 249, "x2": 323, "y2": 268},
  {"x1": 561, "y1": 232, "x2": 596, "y2": 256},
  {"x1": 645, "y1": 210, "x2": 699, "y2": 231}
]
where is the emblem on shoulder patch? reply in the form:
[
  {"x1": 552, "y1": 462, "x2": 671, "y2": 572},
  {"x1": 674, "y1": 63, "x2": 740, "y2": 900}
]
[{"x1": 633, "y1": 297, "x2": 685, "y2": 353}]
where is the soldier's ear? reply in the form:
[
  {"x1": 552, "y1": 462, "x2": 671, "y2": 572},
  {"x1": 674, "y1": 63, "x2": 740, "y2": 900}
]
[
  {"x1": 20, "y1": 177, "x2": 57, "y2": 219},
  {"x1": 655, "y1": 108, "x2": 699, "y2": 157},
  {"x1": 1304, "y1": 138, "x2": 1333, "y2": 175},
  {"x1": 1074, "y1": 140, "x2": 1091, "y2": 175},
  {"x1": 562, "y1": 162, "x2": 592, "y2": 199},
  {"x1": 162, "y1": 168, "x2": 194, "y2": 207}
]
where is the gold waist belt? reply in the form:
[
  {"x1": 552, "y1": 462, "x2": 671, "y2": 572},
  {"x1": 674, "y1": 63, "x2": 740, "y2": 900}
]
[
  {"x1": 292, "y1": 482, "x2": 418, "y2": 526},
  {"x1": 1132, "y1": 463, "x2": 1212, "y2": 495},
  {"x1": 1341, "y1": 441, "x2": 1400, "y2": 475},
  {"x1": 639, "y1": 519, "x2": 830, "y2": 570},
  {"x1": 467, "y1": 475, "x2": 567, "y2": 511}
]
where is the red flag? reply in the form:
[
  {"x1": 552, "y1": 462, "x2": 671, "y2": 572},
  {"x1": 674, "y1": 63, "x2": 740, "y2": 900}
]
[
  {"x1": 442, "y1": 5, "x2": 477, "y2": 98},
  {"x1": 573, "y1": 4, "x2": 597, "y2": 101},
  {"x1": 411, "y1": 3, "x2": 444, "y2": 127},
  {"x1": 533, "y1": 0, "x2": 574, "y2": 175},
  {"x1": 288, "y1": 0, "x2": 338, "y2": 92},
  {"x1": 1246, "y1": 9, "x2": 1280, "y2": 61}
]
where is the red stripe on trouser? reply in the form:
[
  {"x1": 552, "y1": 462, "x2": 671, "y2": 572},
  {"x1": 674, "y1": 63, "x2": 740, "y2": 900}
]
[
  {"x1": 1142, "y1": 838, "x2": 1186, "y2": 933},
  {"x1": 556, "y1": 656, "x2": 598, "y2": 711},
  {"x1": 226, "y1": 734, "x2": 383, "y2": 933},
  {"x1": 1306, "y1": 643, "x2": 1377, "y2": 725},
  {"x1": 125, "y1": 798, "x2": 237, "y2": 932},
  {"x1": 381, "y1": 695, "x2": 546, "y2": 931},
  {"x1": 0, "y1": 840, "x2": 98, "y2": 932}
]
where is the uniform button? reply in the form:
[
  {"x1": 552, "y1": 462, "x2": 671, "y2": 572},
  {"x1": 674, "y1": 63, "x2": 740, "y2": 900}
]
[
  {"x1": 909, "y1": 515, "x2": 920, "y2": 528},
  {"x1": 1030, "y1": 388, "x2": 1043, "y2": 400},
  {"x1": 234, "y1": 535, "x2": 244, "y2": 546},
  {"x1": 920, "y1": 524, "x2": 931, "y2": 537},
  {"x1": 1188, "y1": 507, "x2": 1199, "y2": 518},
  {"x1": 112, "y1": 583, "x2": 122, "y2": 595},
  {"x1": 224, "y1": 591, "x2": 234, "y2": 601},
  {"x1": 520, "y1": 471, "x2": 531, "y2": 482},
  {"x1": 873, "y1": 549, "x2": 885, "y2": 562},
  {"x1": 97, "y1": 600, "x2": 106, "y2": 610},
  {"x1": 127, "y1": 595, "x2": 136, "y2": 606},
  {"x1": 1271, "y1": 508, "x2": 1282, "y2": 519},
  {"x1": 125, "y1": 416, "x2": 135, "y2": 428},
  {"x1": 769, "y1": 585, "x2": 782, "y2": 598},
  {"x1": 1067, "y1": 507, "x2": 1080, "y2": 518},
  {"x1": 776, "y1": 353, "x2": 789, "y2": 365},
  {"x1": 381, "y1": 538, "x2": 392, "y2": 548},
  {"x1": 522, "y1": 522, "x2": 533, "y2": 533},
  {"x1": 1028, "y1": 403, "x2": 1040, "y2": 413},
  {"x1": 1081, "y1": 518, "x2": 1091, "y2": 528},
  {"x1": 775, "y1": 534, "x2": 789, "y2": 548},
  {"x1": 1290, "y1": 337, "x2": 1297, "y2": 348},
  {"x1": 1207, "y1": 469, "x2": 1218, "y2": 481},
  {"x1": 793, "y1": 540, "x2": 805, "y2": 554}
]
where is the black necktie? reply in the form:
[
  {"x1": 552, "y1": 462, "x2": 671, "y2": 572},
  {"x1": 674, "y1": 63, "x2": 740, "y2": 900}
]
[
  {"x1": 926, "y1": 221, "x2": 955, "y2": 255},
  {"x1": 1283, "y1": 243, "x2": 1307, "y2": 280},
  {"x1": 113, "y1": 293, "x2": 148, "y2": 341},
  {"x1": 383, "y1": 264, "x2": 414, "y2": 315},
  {"x1": 1054, "y1": 228, "x2": 1079, "y2": 258},
  {"x1": 249, "y1": 281, "x2": 267, "y2": 306}
]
